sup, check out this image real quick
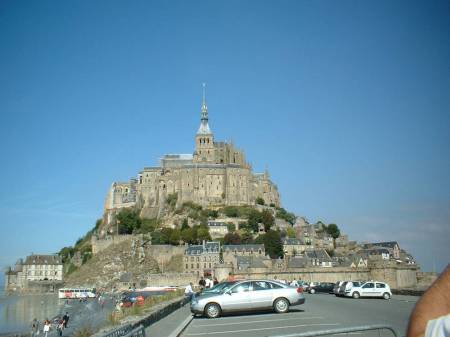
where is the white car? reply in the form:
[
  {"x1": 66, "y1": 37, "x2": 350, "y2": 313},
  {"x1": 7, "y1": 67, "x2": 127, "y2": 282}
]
[{"x1": 345, "y1": 281, "x2": 392, "y2": 300}]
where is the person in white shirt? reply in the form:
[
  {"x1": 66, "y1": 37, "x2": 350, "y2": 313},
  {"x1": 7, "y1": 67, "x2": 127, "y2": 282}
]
[
  {"x1": 185, "y1": 282, "x2": 194, "y2": 300},
  {"x1": 205, "y1": 277, "x2": 212, "y2": 288}
]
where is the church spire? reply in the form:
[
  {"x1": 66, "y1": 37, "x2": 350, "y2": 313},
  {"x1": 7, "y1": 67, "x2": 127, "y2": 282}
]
[
  {"x1": 197, "y1": 83, "x2": 212, "y2": 135},
  {"x1": 201, "y1": 82, "x2": 208, "y2": 120}
]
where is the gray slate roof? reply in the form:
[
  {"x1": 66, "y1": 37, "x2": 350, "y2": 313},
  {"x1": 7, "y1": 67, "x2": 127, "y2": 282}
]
[
  {"x1": 304, "y1": 249, "x2": 332, "y2": 262},
  {"x1": 283, "y1": 238, "x2": 305, "y2": 245},
  {"x1": 362, "y1": 241, "x2": 399, "y2": 249},
  {"x1": 24, "y1": 255, "x2": 62, "y2": 265},
  {"x1": 287, "y1": 257, "x2": 308, "y2": 268},
  {"x1": 185, "y1": 242, "x2": 220, "y2": 255},
  {"x1": 223, "y1": 244, "x2": 264, "y2": 252},
  {"x1": 236, "y1": 256, "x2": 268, "y2": 269}
]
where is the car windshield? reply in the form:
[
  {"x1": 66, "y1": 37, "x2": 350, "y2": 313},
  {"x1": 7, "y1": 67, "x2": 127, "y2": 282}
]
[{"x1": 206, "y1": 282, "x2": 235, "y2": 293}]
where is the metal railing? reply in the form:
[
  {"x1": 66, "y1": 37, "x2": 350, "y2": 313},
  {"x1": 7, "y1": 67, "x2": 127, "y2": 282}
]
[
  {"x1": 267, "y1": 324, "x2": 398, "y2": 337},
  {"x1": 123, "y1": 325, "x2": 146, "y2": 337}
]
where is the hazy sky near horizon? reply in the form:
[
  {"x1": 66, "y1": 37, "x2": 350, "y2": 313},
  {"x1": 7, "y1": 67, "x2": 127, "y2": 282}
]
[{"x1": 0, "y1": 0, "x2": 449, "y2": 280}]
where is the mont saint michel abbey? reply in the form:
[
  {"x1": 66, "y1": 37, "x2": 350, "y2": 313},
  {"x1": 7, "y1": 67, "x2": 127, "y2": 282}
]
[{"x1": 103, "y1": 86, "x2": 280, "y2": 225}]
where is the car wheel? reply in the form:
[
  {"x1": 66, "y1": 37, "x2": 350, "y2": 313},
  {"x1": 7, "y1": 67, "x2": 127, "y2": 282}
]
[
  {"x1": 205, "y1": 303, "x2": 221, "y2": 318},
  {"x1": 310, "y1": 289, "x2": 316, "y2": 294},
  {"x1": 274, "y1": 298, "x2": 290, "y2": 313},
  {"x1": 383, "y1": 292, "x2": 391, "y2": 300},
  {"x1": 352, "y1": 292, "x2": 360, "y2": 299}
]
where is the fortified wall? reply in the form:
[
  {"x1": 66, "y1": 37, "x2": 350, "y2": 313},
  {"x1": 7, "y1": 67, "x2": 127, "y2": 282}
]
[{"x1": 214, "y1": 264, "x2": 419, "y2": 289}]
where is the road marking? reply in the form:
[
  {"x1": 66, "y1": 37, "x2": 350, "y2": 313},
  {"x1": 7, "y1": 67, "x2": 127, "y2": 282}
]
[
  {"x1": 191, "y1": 316, "x2": 324, "y2": 328},
  {"x1": 184, "y1": 323, "x2": 340, "y2": 335}
]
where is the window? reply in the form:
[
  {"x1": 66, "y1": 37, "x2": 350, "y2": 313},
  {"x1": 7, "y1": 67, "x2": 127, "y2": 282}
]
[
  {"x1": 231, "y1": 282, "x2": 250, "y2": 293},
  {"x1": 363, "y1": 282, "x2": 374, "y2": 289},
  {"x1": 197, "y1": 263, "x2": 199, "y2": 268},
  {"x1": 376, "y1": 283, "x2": 386, "y2": 288},
  {"x1": 186, "y1": 264, "x2": 188, "y2": 269},
  {"x1": 191, "y1": 264, "x2": 194, "y2": 269},
  {"x1": 268, "y1": 282, "x2": 283, "y2": 289},
  {"x1": 252, "y1": 281, "x2": 271, "y2": 291}
]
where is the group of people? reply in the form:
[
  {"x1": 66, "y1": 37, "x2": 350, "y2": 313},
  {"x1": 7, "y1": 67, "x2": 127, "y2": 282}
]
[
  {"x1": 198, "y1": 276, "x2": 219, "y2": 289},
  {"x1": 31, "y1": 313, "x2": 69, "y2": 337}
]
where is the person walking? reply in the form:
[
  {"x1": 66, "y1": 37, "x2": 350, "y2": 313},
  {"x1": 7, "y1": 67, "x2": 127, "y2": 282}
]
[
  {"x1": 198, "y1": 277, "x2": 206, "y2": 289},
  {"x1": 56, "y1": 319, "x2": 64, "y2": 337},
  {"x1": 43, "y1": 320, "x2": 50, "y2": 337},
  {"x1": 184, "y1": 282, "x2": 194, "y2": 301},
  {"x1": 213, "y1": 277, "x2": 219, "y2": 286},
  {"x1": 31, "y1": 318, "x2": 39, "y2": 337},
  {"x1": 62, "y1": 312, "x2": 69, "y2": 328}
]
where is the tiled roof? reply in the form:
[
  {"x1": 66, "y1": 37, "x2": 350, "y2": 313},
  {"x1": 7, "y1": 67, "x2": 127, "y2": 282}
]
[{"x1": 24, "y1": 255, "x2": 62, "y2": 265}]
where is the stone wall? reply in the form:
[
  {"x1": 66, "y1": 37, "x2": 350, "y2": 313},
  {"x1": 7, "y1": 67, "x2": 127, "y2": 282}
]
[
  {"x1": 147, "y1": 245, "x2": 185, "y2": 267},
  {"x1": 91, "y1": 235, "x2": 134, "y2": 255},
  {"x1": 215, "y1": 264, "x2": 418, "y2": 289},
  {"x1": 141, "y1": 273, "x2": 197, "y2": 287}
]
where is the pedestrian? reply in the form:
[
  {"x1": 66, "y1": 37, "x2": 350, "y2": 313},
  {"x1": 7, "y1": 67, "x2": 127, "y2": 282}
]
[
  {"x1": 205, "y1": 277, "x2": 212, "y2": 288},
  {"x1": 56, "y1": 319, "x2": 64, "y2": 337},
  {"x1": 198, "y1": 277, "x2": 206, "y2": 289},
  {"x1": 31, "y1": 318, "x2": 39, "y2": 337},
  {"x1": 62, "y1": 312, "x2": 69, "y2": 328},
  {"x1": 213, "y1": 277, "x2": 219, "y2": 286},
  {"x1": 227, "y1": 272, "x2": 235, "y2": 282},
  {"x1": 43, "y1": 320, "x2": 50, "y2": 337},
  {"x1": 184, "y1": 282, "x2": 194, "y2": 301}
]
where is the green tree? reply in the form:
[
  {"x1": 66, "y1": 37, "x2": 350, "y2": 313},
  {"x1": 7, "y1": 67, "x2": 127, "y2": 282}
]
[
  {"x1": 181, "y1": 218, "x2": 189, "y2": 230},
  {"x1": 58, "y1": 246, "x2": 75, "y2": 264},
  {"x1": 141, "y1": 218, "x2": 159, "y2": 233},
  {"x1": 286, "y1": 226, "x2": 297, "y2": 239},
  {"x1": 261, "y1": 209, "x2": 274, "y2": 231},
  {"x1": 196, "y1": 226, "x2": 211, "y2": 242},
  {"x1": 240, "y1": 230, "x2": 254, "y2": 244},
  {"x1": 181, "y1": 227, "x2": 195, "y2": 244},
  {"x1": 223, "y1": 206, "x2": 239, "y2": 217},
  {"x1": 262, "y1": 230, "x2": 283, "y2": 259},
  {"x1": 224, "y1": 232, "x2": 242, "y2": 244},
  {"x1": 169, "y1": 228, "x2": 181, "y2": 245},
  {"x1": 117, "y1": 208, "x2": 142, "y2": 234},
  {"x1": 226, "y1": 222, "x2": 236, "y2": 232},
  {"x1": 166, "y1": 192, "x2": 178, "y2": 210},
  {"x1": 275, "y1": 208, "x2": 296, "y2": 225},
  {"x1": 326, "y1": 223, "x2": 341, "y2": 239},
  {"x1": 255, "y1": 197, "x2": 265, "y2": 205},
  {"x1": 160, "y1": 228, "x2": 174, "y2": 244}
]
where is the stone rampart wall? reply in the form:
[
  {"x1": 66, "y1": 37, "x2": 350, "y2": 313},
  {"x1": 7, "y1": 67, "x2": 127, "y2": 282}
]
[
  {"x1": 142, "y1": 273, "x2": 197, "y2": 287},
  {"x1": 91, "y1": 235, "x2": 134, "y2": 255}
]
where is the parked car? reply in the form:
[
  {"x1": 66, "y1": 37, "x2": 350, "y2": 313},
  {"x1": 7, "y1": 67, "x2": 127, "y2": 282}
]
[
  {"x1": 200, "y1": 281, "x2": 237, "y2": 295},
  {"x1": 333, "y1": 281, "x2": 345, "y2": 296},
  {"x1": 308, "y1": 282, "x2": 335, "y2": 294},
  {"x1": 337, "y1": 281, "x2": 362, "y2": 297},
  {"x1": 344, "y1": 281, "x2": 392, "y2": 299},
  {"x1": 190, "y1": 279, "x2": 305, "y2": 318}
]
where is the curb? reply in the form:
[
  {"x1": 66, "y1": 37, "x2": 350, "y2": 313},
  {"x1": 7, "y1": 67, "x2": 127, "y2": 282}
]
[{"x1": 167, "y1": 313, "x2": 194, "y2": 337}]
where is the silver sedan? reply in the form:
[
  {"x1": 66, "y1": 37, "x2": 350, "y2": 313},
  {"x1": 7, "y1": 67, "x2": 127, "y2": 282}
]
[{"x1": 190, "y1": 279, "x2": 305, "y2": 318}]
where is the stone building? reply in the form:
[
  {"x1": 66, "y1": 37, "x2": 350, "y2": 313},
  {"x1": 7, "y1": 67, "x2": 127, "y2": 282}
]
[
  {"x1": 222, "y1": 244, "x2": 266, "y2": 268},
  {"x1": 103, "y1": 86, "x2": 280, "y2": 229},
  {"x1": 207, "y1": 220, "x2": 229, "y2": 239},
  {"x1": 282, "y1": 238, "x2": 309, "y2": 257},
  {"x1": 4, "y1": 254, "x2": 63, "y2": 291},
  {"x1": 183, "y1": 241, "x2": 220, "y2": 277}
]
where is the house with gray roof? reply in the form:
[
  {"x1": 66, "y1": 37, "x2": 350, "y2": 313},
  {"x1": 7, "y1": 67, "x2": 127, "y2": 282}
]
[
  {"x1": 283, "y1": 238, "x2": 309, "y2": 257},
  {"x1": 183, "y1": 241, "x2": 220, "y2": 277},
  {"x1": 304, "y1": 249, "x2": 333, "y2": 267},
  {"x1": 361, "y1": 241, "x2": 400, "y2": 259},
  {"x1": 223, "y1": 244, "x2": 266, "y2": 269}
]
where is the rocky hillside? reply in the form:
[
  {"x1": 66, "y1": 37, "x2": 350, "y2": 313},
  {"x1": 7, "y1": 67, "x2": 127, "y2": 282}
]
[{"x1": 65, "y1": 238, "x2": 160, "y2": 289}]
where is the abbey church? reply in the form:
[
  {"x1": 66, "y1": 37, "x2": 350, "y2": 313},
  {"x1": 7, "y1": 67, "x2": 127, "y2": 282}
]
[{"x1": 104, "y1": 86, "x2": 280, "y2": 224}]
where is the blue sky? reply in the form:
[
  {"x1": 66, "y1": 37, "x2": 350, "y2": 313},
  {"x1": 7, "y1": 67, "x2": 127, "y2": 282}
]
[{"x1": 0, "y1": 0, "x2": 449, "y2": 282}]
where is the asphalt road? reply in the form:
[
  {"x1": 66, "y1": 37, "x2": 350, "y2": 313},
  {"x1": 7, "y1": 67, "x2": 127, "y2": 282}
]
[{"x1": 180, "y1": 293, "x2": 418, "y2": 337}]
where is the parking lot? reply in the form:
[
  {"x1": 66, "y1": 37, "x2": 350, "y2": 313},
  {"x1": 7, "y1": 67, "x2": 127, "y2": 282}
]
[{"x1": 181, "y1": 293, "x2": 418, "y2": 337}]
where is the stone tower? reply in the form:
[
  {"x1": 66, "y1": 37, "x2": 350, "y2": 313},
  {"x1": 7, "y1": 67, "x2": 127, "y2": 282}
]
[{"x1": 194, "y1": 83, "x2": 215, "y2": 163}]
